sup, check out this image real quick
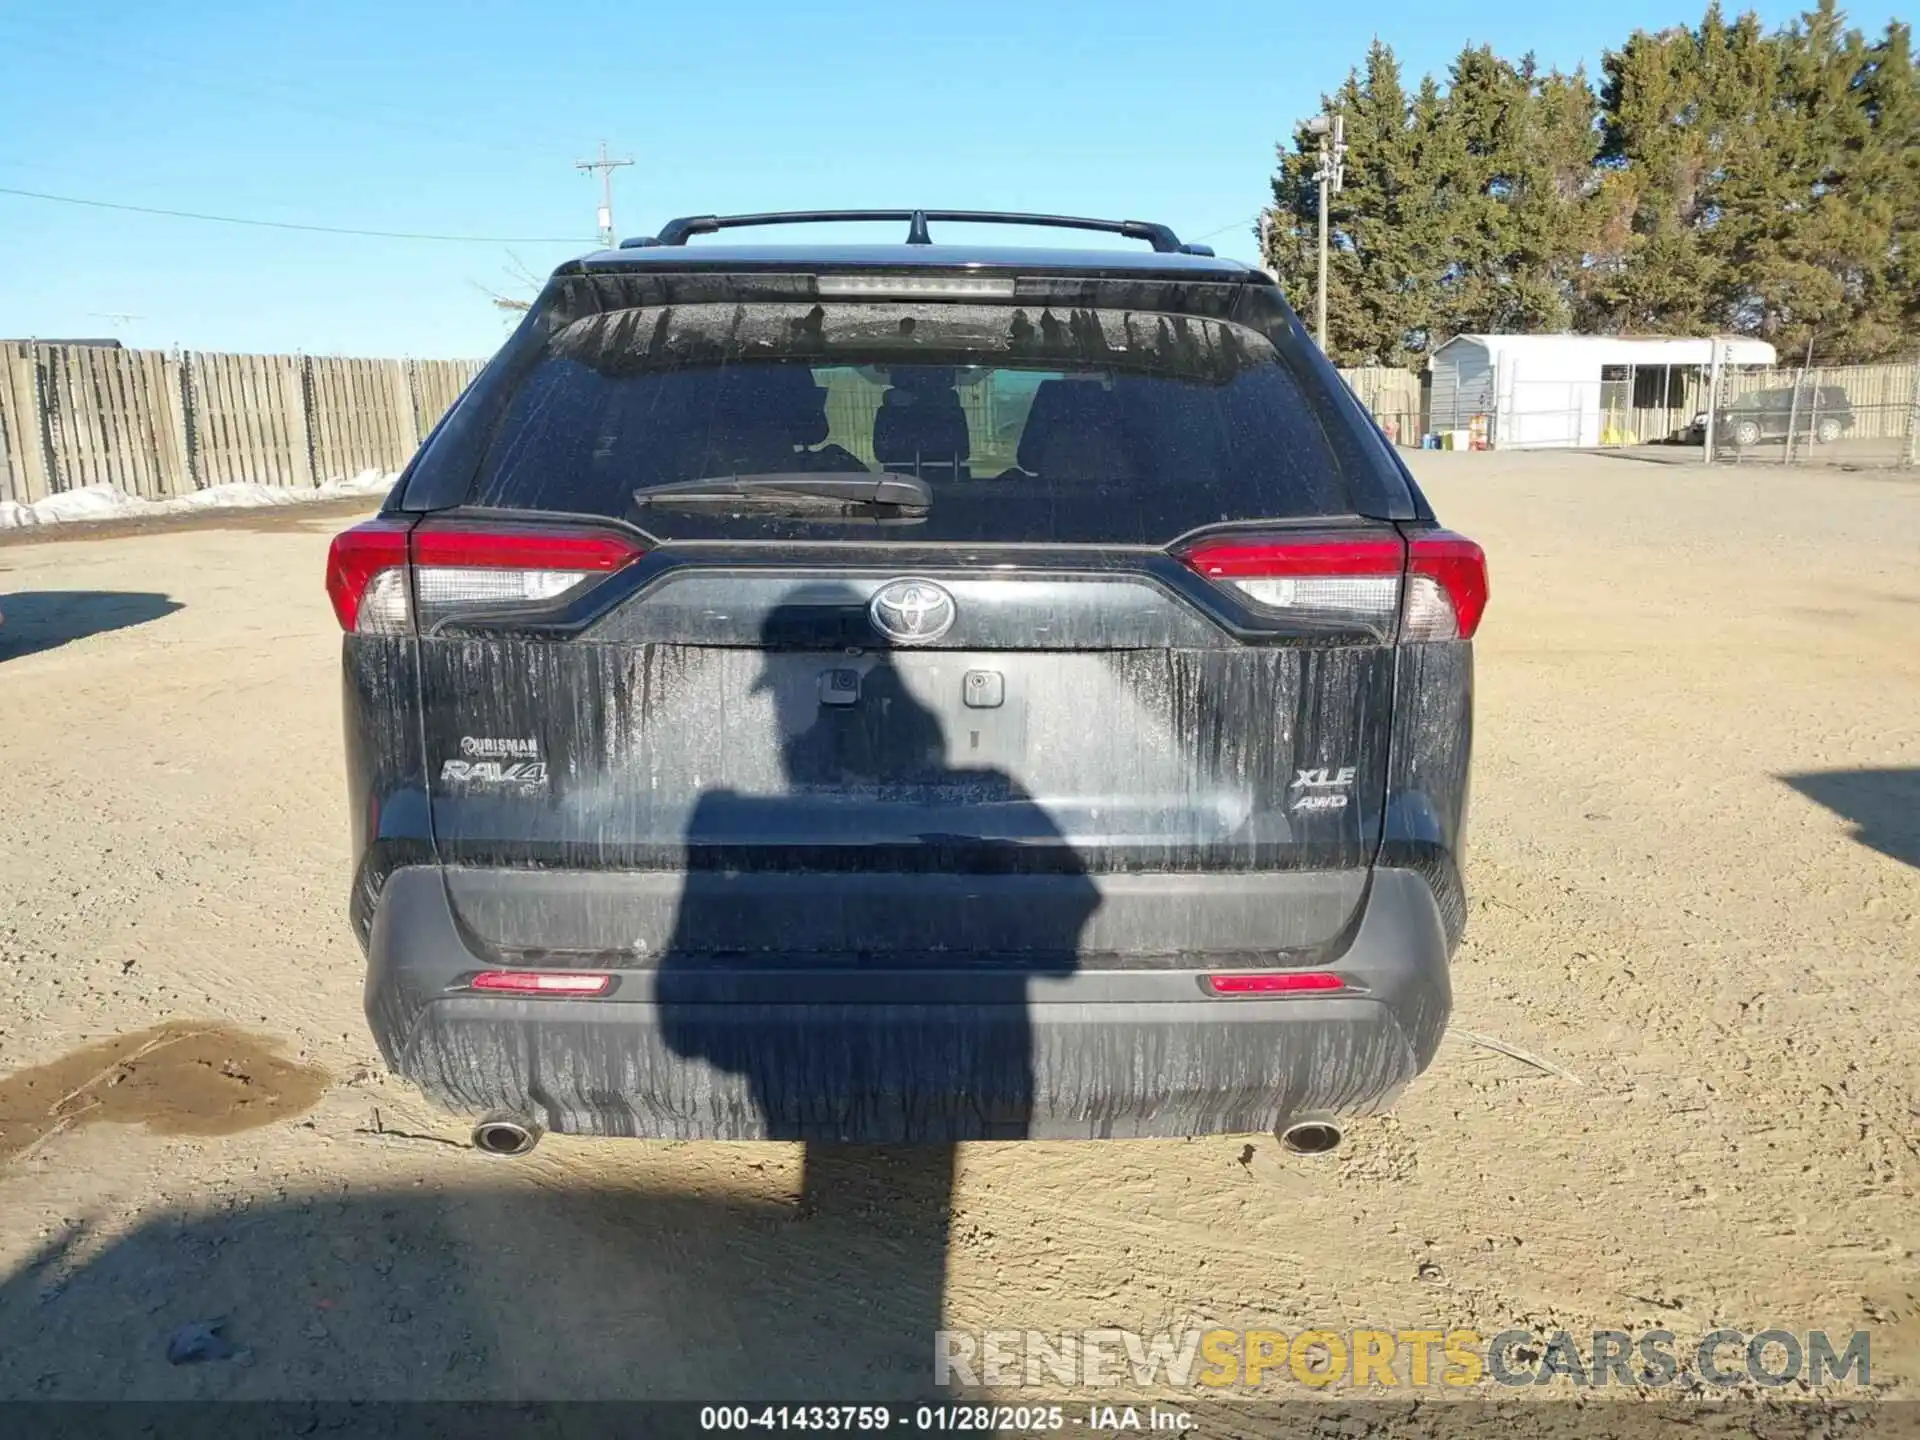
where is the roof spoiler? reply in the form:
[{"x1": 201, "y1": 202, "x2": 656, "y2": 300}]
[{"x1": 619, "y1": 209, "x2": 1213, "y2": 256}]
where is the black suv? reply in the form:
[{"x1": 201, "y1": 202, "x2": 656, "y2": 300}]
[
  {"x1": 327, "y1": 210, "x2": 1484, "y2": 1154},
  {"x1": 1702, "y1": 384, "x2": 1855, "y2": 448}
]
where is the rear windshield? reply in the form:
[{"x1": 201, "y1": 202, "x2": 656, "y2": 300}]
[{"x1": 470, "y1": 302, "x2": 1351, "y2": 543}]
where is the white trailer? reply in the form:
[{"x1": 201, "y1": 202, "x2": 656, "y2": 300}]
[{"x1": 1428, "y1": 334, "x2": 1777, "y2": 450}]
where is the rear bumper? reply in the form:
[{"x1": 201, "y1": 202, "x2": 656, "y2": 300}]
[{"x1": 364, "y1": 866, "x2": 1453, "y2": 1141}]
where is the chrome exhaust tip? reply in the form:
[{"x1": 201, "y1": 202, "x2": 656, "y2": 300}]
[
  {"x1": 1278, "y1": 1115, "x2": 1345, "y2": 1156},
  {"x1": 470, "y1": 1112, "x2": 542, "y2": 1157}
]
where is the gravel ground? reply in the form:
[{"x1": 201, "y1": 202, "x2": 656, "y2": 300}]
[{"x1": 0, "y1": 452, "x2": 1913, "y2": 1421}]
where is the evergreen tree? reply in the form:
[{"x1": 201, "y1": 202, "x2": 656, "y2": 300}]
[
  {"x1": 1266, "y1": 40, "x2": 1442, "y2": 366},
  {"x1": 1265, "y1": 4, "x2": 1918, "y2": 365},
  {"x1": 1426, "y1": 45, "x2": 1515, "y2": 335},
  {"x1": 1264, "y1": 112, "x2": 1329, "y2": 342},
  {"x1": 1712, "y1": 1, "x2": 1880, "y2": 357},
  {"x1": 1500, "y1": 60, "x2": 1599, "y2": 333},
  {"x1": 1579, "y1": 7, "x2": 1772, "y2": 333},
  {"x1": 1442, "y1": 48, "x2": 1597, "y2": 334},
  {"x1": 1330, "y1": 44, "x2": 1421, "y2": 365},
  {"x1": 1854, "y1": 23, "x2": 1920, "y2": 356}
]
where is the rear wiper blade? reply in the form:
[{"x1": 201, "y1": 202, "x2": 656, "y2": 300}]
[{"x1": 631, "y1": 472, "x2": 932, "y2": 508}]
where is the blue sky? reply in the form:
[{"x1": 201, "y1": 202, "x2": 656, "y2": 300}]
[{"x1": 0, "y1": 1, "x2": 1896, "y2": 359}]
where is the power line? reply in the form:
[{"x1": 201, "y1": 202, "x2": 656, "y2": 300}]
[
  {"x1": 1188, "y1": 213, "x2": 1262, "y2": 244},
  {"x1": 0, "y1": 185, "x2": 587, "y2": 245}
]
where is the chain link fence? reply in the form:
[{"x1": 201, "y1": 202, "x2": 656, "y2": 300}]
[
  {"x1": 1704, "y1": 361, "x2": 1920, "y2": 469},
  {"x1": 1411, "y1": 354, "x2": 1918, "y2": 466}
]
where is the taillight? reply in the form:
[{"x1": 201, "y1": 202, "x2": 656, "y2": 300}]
[
  {"x1": 325, "y1": 519, "x2": 644, "y2": 634},
  {"x1": 1181, "y1": 534, "x2": 1405, "y2": 639},
  {"x1": 1404, "y1": 531, "x2": 1488, "y2": 641},
  {"x1": 469, "y1": 970, "x2": 613, "y2": 996},
  {"x1": 326, "y1": 518, "x2": 412, "y2": 632},
  {"x1": 1178, "y1": 529, "x2": 1487, "y2": 643}
]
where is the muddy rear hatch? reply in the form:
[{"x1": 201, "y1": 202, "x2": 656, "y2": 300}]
[{"x1": 374, "y1": 292, "x2": 1415, "y2": 965}]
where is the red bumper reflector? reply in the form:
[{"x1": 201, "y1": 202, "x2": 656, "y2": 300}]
[
  {"x1": 470, "y1": 970, "x2": 613, "y2": 996},
  {"x1": 1207, "y1": 971, "x2": 1346, "y2": 996}
]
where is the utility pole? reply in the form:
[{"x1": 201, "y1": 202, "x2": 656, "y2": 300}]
[
  {"x1": 1316, "y1": 162, "x2": 1329, "y2": 351},
  {"x1": 575, "y1": 140, "x2": 634, "y2": 248},
  {"x1": 1905, "y1": 362, "x2": 1920, "y2": 469},
  {"x1": 1704, "y1": 339, "x2": 1724, "y2": 465},
  {"x1": 1305, "y1": 112, "x2": 1345, "y2": 354}
]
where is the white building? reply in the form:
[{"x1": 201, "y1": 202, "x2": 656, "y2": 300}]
[{"x1": 1427, "y1": 334, "x2": 1778, "y2": 449}]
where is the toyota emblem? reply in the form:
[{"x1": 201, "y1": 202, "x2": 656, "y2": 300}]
[{"x1": 868, "y1": 578, "x2": 957, "y2": 645}]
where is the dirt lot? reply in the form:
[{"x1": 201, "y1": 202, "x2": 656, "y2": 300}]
[{"x1": 0, "y1": 452, "x2": 1914, "y2": 1419}]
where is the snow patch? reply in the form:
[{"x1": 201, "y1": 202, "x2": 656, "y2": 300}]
[{"x1": 0, "y1": 471, "x2": 395, "y2": 530}]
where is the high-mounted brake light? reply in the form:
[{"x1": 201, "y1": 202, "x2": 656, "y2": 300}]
[
  {"x1": 816, "y1": 274, "x2": 1018, "y2": 300},
  {"x1": 469, "y1": 969, "x2": 613, "y2": 996},
  {"x1": 325, "y1": 519, "x2": 645, "y2": 635},
  {"x1": 1207, "y1": 971, "x2": 1347, "y2": 996}
]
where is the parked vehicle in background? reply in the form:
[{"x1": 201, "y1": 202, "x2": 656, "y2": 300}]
[
  {"x1": 326, "y1": 209, "x2": 1487, "y2": 1155},
  {"x1": 1690, "y1": 384, "x2": 1855, "y2": 447}
]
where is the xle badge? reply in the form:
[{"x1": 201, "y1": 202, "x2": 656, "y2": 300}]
[{"x1": 1290, "y1": 765, "x2": 1355, "y2": 812}]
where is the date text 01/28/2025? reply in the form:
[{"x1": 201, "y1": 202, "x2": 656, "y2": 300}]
[{"x1": 698, "y1": 1405, "x2": 1196, "y2": 1432}]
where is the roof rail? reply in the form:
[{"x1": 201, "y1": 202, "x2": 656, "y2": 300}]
[{"x1": 620, "y1": 209, "x2": 1205, "y2": 254}]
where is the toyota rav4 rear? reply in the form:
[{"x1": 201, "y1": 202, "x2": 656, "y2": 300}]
[{"x1": 329, "y1": 210, "x2": 1484, "y2": 1145}]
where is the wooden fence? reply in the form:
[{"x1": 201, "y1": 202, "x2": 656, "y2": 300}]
[
  {"x1": 0, "y1": 343, "x2": 484, "y2": 506},
  {"x1": 1339, "y1": 366, "x2": 1424, "y2": 445}
]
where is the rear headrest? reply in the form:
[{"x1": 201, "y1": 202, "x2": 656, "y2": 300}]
[
  {"x1": 873, "y1": 384, "x2": 970, "y2": 468},
  {"x1": 1016, "y1": 380, "x2": 1132, "y2": 479}
]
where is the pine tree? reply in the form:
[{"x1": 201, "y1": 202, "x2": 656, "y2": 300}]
[
  {"x1": 1264, "y1": 112, "x2": 1329, "y2": 342},
  {"x1": 1575, "y1": 1, "x2": 1912, "y2": 357},
  {"x1": 1330, "y1": 44, "x2": 1409, "y2": 364},
  {"x1": 1712, "y1": 1, "x2": 1879, "y2": 357},
  {"x1": 1265, "y1": 41, "x2": 1441, "y2": 366},
  {"x1": 1427, "y1": 45, "x2": 1516, "y2": 335},
  {"x1": 1264, "y1": 3, "x2": 1915, "y2": 365},
  {"x1": 1399, "y1": 46, "x2": 1593, "y2": 339},
  {"x1": 1499, "y1": 59, "x2": 1599, "y2": 334},
  {"x1": 1397, "y1": 75, "x2": 1454, "y2": 359},
  {"x1": 1578, "y1": 7, "x2": 1773, "y2": 334},
  {"x1": 1854, "y1": 23, "x2": 1920, "y2": 356}
]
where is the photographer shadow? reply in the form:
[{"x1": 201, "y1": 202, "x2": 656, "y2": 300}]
[{"x1": 656, "y1": 595, "x2": 1100, "y2": 1392}]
